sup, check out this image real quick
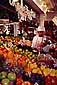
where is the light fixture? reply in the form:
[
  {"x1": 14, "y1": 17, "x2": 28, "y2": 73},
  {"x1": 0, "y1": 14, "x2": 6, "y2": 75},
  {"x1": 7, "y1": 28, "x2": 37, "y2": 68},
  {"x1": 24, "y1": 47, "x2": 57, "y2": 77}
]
[
  {"x1": 13, "y1": 0, "x2": 18, "y2": 2},
  {"x1": 39, "y1": 0, "x2": 42, "y2": 1},
  {"x1": 41, "y1": 3, "x2": 44, "y2": 7},
  {"x1": 47, "y1": 9, "x2": 50, "y2": 12},
  {"x1": 10, "y1": 0, "x2": 36, "y2": 20},
  {"x1": 9, "y1": 0, "x2": 18, "y2": 6},
  {"x1": 41, "y1": 2, "x2": 47, "y2": 8},
  {"x1": 44, "y1": 4, "x2": 47, "y2": 8}
]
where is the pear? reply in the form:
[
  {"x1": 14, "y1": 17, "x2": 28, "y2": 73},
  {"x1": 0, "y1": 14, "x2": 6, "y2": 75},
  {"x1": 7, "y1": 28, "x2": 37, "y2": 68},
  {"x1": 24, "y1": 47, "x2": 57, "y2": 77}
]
[
  {"x1": 55, "y1": 70, "x2": 57, "y2": 77},
  {"x1": 32, "y1": 68, "x2": 38, "y2": 73},
  {"x1": 40, "y1": 66, "x2": 46, "y2": 70},
  {"x1": 30, "y1": 63, "x2": 37, "y2": 69},
  {"x1": 43, "y1": 68, "x2": 51, "y2": 76},
  {"x1": 50, "y1": 69, "x2": 56, "y2": 77},
  {"x1": 37, "y1": 68, "x2": 42, "y2": 75}
]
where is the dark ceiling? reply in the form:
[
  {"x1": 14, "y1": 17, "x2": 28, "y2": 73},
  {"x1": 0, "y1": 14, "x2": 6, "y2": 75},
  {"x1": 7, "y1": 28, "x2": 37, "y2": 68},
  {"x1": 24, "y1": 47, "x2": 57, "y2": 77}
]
[
  {"x1": 0, "y1": 0, "x2": 18, "y2": 21},
  {"x1": 24, "y1": 0, "x2": 43, "y2": 14}
]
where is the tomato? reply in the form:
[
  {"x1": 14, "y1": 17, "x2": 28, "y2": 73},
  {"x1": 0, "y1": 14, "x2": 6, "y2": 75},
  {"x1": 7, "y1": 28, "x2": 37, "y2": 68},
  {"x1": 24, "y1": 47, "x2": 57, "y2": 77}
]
[
  {"x1": 22, "y1": 81, "x2": 31, "y2": 85},
  {"x1": 16, "y1": 77, "x2": 23, "y2": 85}
]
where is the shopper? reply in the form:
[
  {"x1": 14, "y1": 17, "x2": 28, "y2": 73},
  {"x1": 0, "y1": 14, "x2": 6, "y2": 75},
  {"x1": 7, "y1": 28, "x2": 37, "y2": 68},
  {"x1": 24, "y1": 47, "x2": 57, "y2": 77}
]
[{"x1": 32, "y1": 26, "x2": 46, "y2": 52}]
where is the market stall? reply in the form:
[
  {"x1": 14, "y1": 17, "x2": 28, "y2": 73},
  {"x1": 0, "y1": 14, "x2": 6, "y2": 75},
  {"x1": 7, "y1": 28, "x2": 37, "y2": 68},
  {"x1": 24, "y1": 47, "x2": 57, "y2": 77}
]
[{"x1": 0, "y1": 0, "x2": 57, "y2": 85}]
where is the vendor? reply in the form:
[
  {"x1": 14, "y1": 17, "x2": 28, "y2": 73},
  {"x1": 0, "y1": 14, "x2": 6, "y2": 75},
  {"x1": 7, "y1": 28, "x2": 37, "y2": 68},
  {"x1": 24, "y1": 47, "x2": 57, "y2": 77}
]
[{"x1": 32, "y1": 26, "x2": 46, "y2": 52}]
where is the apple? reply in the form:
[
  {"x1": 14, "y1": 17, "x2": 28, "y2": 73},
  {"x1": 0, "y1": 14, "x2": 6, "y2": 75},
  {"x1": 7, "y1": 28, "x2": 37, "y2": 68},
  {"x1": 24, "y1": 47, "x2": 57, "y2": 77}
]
[
  {"x1": 8, "y1": 72, "x2": 16, "y2": 81},
  {"x1": 1, "y1": 78, "x2": 10, "y2": 85},
  {"x1": 0, "y1": 72, "x2": 7, "y2": 79}
]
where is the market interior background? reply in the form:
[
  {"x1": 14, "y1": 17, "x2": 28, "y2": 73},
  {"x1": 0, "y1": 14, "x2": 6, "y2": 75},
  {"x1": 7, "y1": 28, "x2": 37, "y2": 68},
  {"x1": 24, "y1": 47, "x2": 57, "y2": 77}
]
[
  {"x1": 0, "y1": 0, "x2": 57, "y2": 85},
  {"x1": 0, "y1": 0, "x2": 57, "y2": 41}
]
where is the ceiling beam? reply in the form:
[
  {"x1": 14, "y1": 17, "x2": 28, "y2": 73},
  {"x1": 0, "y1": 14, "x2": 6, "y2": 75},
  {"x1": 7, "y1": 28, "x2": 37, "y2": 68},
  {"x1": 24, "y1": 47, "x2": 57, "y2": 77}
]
[
  {"x1": 50, "y1": 0, "x2": 55, "y2": 7},
  {"x1": 0, "y1": 4, "x2": 16, "y2": 13},
  {"x1": 25, "y1": 0, "x2": 44, "y2": 14}
]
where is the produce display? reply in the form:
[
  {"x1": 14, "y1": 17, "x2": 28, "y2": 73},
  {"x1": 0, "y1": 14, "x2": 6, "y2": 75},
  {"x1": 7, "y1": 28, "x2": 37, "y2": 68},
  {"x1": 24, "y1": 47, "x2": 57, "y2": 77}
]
[{"x1": 0, "y1": 36, "x2": 57, "y2": 85}]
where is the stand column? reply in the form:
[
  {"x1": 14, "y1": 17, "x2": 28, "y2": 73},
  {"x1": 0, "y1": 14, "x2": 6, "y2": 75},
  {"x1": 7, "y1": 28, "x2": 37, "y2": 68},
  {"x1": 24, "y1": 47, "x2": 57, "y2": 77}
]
[
  {"x1": 14, "y1": 23, "x2": 18, "y2": 37},
  {"x1": 21, "y1": 0, "x2": 23, "y2": 6},
  {"x1": 40, "y1": 14, "x2": 46, "y2": 26}
]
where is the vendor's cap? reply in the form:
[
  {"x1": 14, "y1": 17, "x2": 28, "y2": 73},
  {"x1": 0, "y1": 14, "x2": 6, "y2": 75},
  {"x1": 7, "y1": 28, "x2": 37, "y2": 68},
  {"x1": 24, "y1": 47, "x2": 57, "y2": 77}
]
[{"x1": 36, "y1": 26, "x2": 45, "y2": 32}]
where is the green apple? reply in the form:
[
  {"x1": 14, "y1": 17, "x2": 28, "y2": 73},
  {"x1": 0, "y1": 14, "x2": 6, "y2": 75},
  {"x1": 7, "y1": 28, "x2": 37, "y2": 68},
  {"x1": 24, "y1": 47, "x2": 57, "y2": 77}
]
[
  {"x1": 0, "y1": 72, "x2": 7, "y2": 79},
  {"x1": 1, "y1": 78, "x2": 10, "y2": 85},
  {"x1": 8, "y1": 72, "x2": 16, "y2": 81}
]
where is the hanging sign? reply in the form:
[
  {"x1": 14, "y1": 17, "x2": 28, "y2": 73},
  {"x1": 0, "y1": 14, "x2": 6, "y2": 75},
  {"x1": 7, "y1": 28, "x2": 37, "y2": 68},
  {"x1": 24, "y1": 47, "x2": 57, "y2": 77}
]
[{"x1": 9, "y1": 0, "x2": 18, "y2": 6}]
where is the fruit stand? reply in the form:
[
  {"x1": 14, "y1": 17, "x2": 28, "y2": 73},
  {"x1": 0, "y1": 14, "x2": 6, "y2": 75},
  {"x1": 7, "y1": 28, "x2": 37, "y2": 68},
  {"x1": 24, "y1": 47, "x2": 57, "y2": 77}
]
[
  {"x1": 0, "y1": 0, "x2": 57, "y2": 84},
  {"x1": 0, "y1": 36, "x2": 57, "y2": 85}
]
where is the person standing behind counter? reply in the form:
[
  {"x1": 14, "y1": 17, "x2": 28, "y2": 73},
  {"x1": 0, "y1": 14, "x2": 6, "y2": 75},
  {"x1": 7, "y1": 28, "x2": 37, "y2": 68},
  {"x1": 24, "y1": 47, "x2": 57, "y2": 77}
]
[{"x1": 32, "y1": 26, "x2": 46, "y2": 53}]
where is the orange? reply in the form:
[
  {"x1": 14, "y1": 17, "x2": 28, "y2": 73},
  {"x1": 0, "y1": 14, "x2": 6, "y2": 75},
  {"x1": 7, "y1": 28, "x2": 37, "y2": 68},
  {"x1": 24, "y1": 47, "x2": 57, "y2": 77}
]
[{"x1": 7, "y1": 51, "x2": 14, "y2": 59}]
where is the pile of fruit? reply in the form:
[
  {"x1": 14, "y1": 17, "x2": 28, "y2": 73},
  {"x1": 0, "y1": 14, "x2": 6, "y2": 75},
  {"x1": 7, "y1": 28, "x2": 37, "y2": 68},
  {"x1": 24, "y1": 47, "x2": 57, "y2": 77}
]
[
  {"x1": 0, "y1": 36, "x2": 57, "y2": 85},
  {"x1": 0, "y1": 71, "x2": 16, "y2": 85},
  {"x1": 0, "y1": 36, "x2": 32, "y2": 46}
]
